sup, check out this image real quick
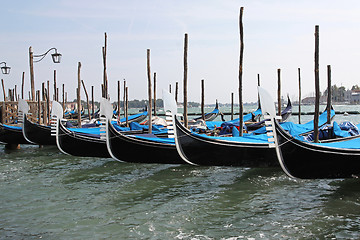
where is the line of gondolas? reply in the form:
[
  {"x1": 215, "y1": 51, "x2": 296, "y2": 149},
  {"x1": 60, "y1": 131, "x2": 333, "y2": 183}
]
[{"x1": 1, "y1": 7, "x2": 360, "y2": 180}]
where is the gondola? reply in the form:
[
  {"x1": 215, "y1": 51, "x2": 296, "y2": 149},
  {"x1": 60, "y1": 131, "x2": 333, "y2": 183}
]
[
  {"x1": 0, "y1": 123, "x2": 30, "y2": 144},
  {"x1": 161, "y1": 90, "x2": 278, "y2": 167},
  {"x1": 192, "y1": 101, "x2": 221, "y2": 122},
  {"x1": 102, "y1": 98, "x2": 184, "y2": 164},
  {"x1": 52, "y1": 101, "x2": 111, "y2": 158},
  {"x1": 258, "y1": 86, "x2": 360, "y2": 179},
  {"x1": 22, "y1": 115, "x2": 56, "y2": 145},
  {"x1": 246, "y1": 95, "x2": 292, "y2": 131},
  {"x1": 272, "y1": 119, "x2": 360, "y2": 179},
  {"x1": 173, "y1": 117, "x2": 278, "y2": 166},
  {"x1": 56, "y1": 120, "x2": 111, "y2": 158},
  {"x1": 17, "y1": 98, "x2": 56, "y2": 145}
]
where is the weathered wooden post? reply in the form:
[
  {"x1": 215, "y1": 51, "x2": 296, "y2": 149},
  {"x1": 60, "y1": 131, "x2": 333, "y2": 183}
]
[
  {"x1": 53, "y1": 70, "x2": 57, "y2": 101},
  {"x1": 257, "y1": 73, "x2": 261, "y2": 109},
  {"x1": 123, "y1": 80, "x2": 126, "y2": 119},
  {"x1": 62, "y1": 84, "x2": 65, "y2": 112},
  {"x1": 14, "y1": 86, "x2": 18, "y2": 101},
  {"x1": 327, "y1": 65, "x2": 332, "y2": 124},
  {"x1": 153, "y1": 72, "x2": 157, "y2": 116},
  {"x1": 201, "y1": 79, "x2": 205, "y2": 120},
  {"x1": 21, "y1": 72, "x2": 25, "y2": 99},
  {"x1": 81, "y1": 80, "x2": 91, "y2": 120},
  {"x1": 1, "y1": 79, "x2": 5, "y2": 101},
  {"x1": 231, "y1": 92, "x2": 234, "y2": 120},
  {"x1": 29, "y1": 47, "x2": 35, "y2": 101},
  {"x1": 91, "y1": 86, "x2": 94, "y2": 118},
  {"x1": 175, "y1": 82, "x2": 178, "y2": 103},
  {"x1": 147, "y1": 49, "x2": 152, "y2": 133},
  {"x1": 117, "y1": 80, "x2": 121, "y2": 119},
  {"x1": 298, "y1": 68, "x2": 301, "y2": 124},
  {"x1": 183, "y1": 33, "x2": 188, "y2": 128},
  {"x1": 42, "y1": 82, "x2": 47, "y2": 124},
  {"x1": 37, "y1": 90, "x2": 41, "y2": 124},
  {"x1": 314, "y1": 25, "x2": 320, "y2": 143},
  {"x1": 46, "y1": 81, "x2": 50, "y2": 125},
  {"x1": 102, "y1": 32, "x2": 108, "y2": 98},
  {"x1": 125, "y1": 86, "x2": 129, "y2": 127},
  {"x1": 56, "y1": 87, "x2": 59, "y2": 103},
  {"x1": 77, "y1": 62, "x2": 82, "y2": 127},
  {"x1": 277, "y1": 68, "x2": 281, "y2": 116},
  {"x1": 238, "y1": 7, "x2": 244, "y2": 136}
]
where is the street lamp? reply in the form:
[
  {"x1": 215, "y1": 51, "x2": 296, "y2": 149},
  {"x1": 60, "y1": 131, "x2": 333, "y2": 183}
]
[
  {"x1": 0, "y1": 62, "x2": 10, "y2": 74},
  {"x1": 33, "y1": 47, "x2": 62, "y2": 63},
  {"x1": 29, "y1": 46, "x2": 62, "y2": 100}
]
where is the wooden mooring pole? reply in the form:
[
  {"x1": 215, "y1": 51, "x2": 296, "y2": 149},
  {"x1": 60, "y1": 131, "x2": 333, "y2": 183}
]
[
  {"x1": 102, "y1": 32, "x2": 108, "y2": 99},
  {"x1": 298, "y1": 68, "x2": 301, "y2": 124},
  {"x1": 277, "y1": 68, "x2": 281, "y2": 116},
  {"x1": 201, "y1": 79, "x2": 205, "y2": 120},
  {"x1": 125, "y1": 87, "x2": 129, "y2": 127},
  {"x1": 153, "y1": 72, "x2": 157, "y2": 116},
  {"x1": 117, "y1": 80, "x2": 121, "y2": 119},
  {"x1": 91, "y1": 86, "x2": 94, "y2": 118},
  {"x1": 147, "y1": 49, "x2": 152, "y2": 134},
  {"x1": 183, "y1": 33, "x2": 188, "y2": 128},
  {"x1": 29, "y1": 47, "x2": 35, "y2": 101},
  {"x1": 37, "y1": 90, "x2": 41, "y2": 124},
  {"x1": 123, "y1": 80, "x2": 126, "y2": 119},
  {"x1": 1, "y1": 79, "x2": 5, "y2": 101},
  {"x1": 257, "y1": 74, "x2": 261, "y2": 109},
  {"x1": 21, "y1": 72, "x2": 25, "y2": 99},
  {"x1": 327, "y1": 65, "x2": 331, "y2": 124},
  {"x1": 53, "y1": 70, "x2": 57, "y2": 101},
  {"x1": 175, "y1": 82, "x2": 178, "y2": 103},
  {"x1": 314, "y1": 25, "x2": 320, "y2": 143},
  {"x1": 77, "y1": 62, "x2": 82, "y2": 127},
  {"x1": 62, "y1": 84, "x2": 65, "y2": 113},
  {"x1": 231, "y1": 92, "x2": 234, "y2": 120},
  {"x1": 238, "y1": 7, "x2": 244, "y2": 136},
  {"x1": 46, "y1": 81, "x2": 50, "y2": 125}
]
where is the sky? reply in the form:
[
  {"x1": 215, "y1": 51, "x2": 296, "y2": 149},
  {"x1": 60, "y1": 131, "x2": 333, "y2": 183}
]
[{"x1": 1, "y1": 0, "x2": 360, "y2": 104}]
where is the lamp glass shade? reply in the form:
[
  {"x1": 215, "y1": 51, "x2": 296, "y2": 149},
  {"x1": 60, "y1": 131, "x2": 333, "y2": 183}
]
[
  {"x1": 51, "y1": 53, "x2": 62, "y2": 63},
  {"x1": 1, "y1": 66, "x2": 10, "y2": 74}
]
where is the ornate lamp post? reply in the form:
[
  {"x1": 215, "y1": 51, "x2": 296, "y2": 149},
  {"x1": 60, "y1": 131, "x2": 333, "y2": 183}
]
[
  {"x1": 29, "y1": 47, "x2": 62, "y2": 100},
  {"x1": 0, "y1": 62, "x2": 10, "y2": 74}
]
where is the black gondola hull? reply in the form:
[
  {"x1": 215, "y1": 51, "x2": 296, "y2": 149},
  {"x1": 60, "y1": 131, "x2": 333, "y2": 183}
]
[
  {"x1": 23, "y1": 116, "x2": 56, "y2": 145},
  {"x1": 107, "y1": 121, "x2": 184, "y2": 164},
  {"x1": 274, "y1": 120, "x2": 360, "y2": 179},
  {"x1": 175, "y1": 118, "x2": 278, "y2": 167},
  {"x1": 57, "y1": 122, "x2": 110, "y2": 158},
  {"x1": 0, "y1": 123, "x2": 30, "y2": 144}
]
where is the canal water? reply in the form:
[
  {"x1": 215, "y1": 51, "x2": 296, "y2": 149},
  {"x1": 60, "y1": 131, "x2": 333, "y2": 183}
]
[{"x1": 1, "y1": 105, "x2": 360, "y2": 239}]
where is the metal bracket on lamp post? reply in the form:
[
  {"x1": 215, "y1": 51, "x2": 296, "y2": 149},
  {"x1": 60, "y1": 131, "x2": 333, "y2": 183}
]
[{"x1": 33, "y1": 47, "x2": 62, "y2": 63}]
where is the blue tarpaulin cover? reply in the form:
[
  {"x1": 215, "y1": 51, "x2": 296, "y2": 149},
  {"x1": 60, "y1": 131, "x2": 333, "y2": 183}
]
[
  {"x1": 253, "y1": 108, "x2": 335, "y2": 135},
  {"x1": 3, "y1": 124, "x2": 22, "y2": 131},
  {"x1": 206, "y1": 108, "x2": 262, "y2": 130}
]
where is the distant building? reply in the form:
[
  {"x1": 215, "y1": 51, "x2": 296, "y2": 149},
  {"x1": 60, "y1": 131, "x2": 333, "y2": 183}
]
[
  {"x1": 301, "y1": 96, "x2": 327, "y2": 105},
  {"x1": 351, "y1": 90, "x2": 360, "y2": 104}
]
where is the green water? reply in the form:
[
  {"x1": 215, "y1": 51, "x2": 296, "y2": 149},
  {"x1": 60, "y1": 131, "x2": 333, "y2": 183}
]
[
  {"x1": 1, "y1": 146, "x2": 360, "y2": 239},
  {"x1": 1, "y1": 104, "x2": 360, "y2": 239}
]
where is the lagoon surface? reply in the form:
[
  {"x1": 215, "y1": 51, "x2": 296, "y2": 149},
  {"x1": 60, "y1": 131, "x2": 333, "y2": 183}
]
[{"x1": 1, "y1": 104, "x2": 360, "y2": 239}]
